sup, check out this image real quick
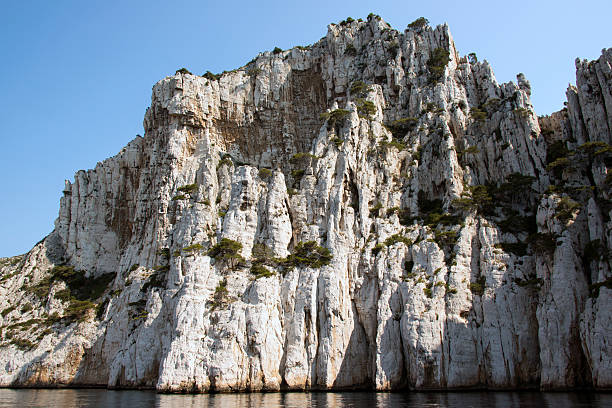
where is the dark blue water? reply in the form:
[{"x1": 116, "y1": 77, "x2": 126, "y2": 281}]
[{"x1": 0, "y1": 389, "x2": 609, "y2": 407}]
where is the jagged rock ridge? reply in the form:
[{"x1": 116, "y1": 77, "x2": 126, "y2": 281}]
[{"x1": 0, "y1": 15, "x2": 610, "y2": 391}]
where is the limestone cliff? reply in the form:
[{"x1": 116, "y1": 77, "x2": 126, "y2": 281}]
[{"x1": 0, "y1": 15, "x2": 610, "y2": 391}]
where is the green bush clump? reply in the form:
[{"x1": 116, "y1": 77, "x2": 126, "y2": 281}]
[
  {"x1": 514, "y1": 277, "x2": 544, "y2": 288},
  {"x1": 369, "y1": 202, "x2": 383, "y2": 217},
  {"x1": 247, "y1": 66, "x2": 262, "y2": 77},
  {"x1": 387, "y1": 41, "x2": 399, "y2": 58},
  {"x1": 177, "y1": 183, "x2": 198, "y2": 194},
  {"x1": 259, "y1": 168, "x2": 272, "y2": 178},
  {"x1": 11, "y1": 338, "x2": 36, "y2": 351},
  {"x1": 554, "y1": 197, "x2": 581, "y2": 223},
  {"x1": 483, "y1": 98, "x2": 502, "y2": 114},
  {"x1": 427, "y1": 47, "x2": 450, "y2": 83},
  {"x1": 356, "y1": 99, "x2": 376, "y2": 119},
  {"x1": 250, "y1": 264, "x2": 275, "y2": 279},
  {"x1": 386, "y1": 207, "x2": 400, "y2": 216},
  {"x1": 273, "y1": 47, "x2": 283, "y2": 54},
  {"x1": 417, "y1": 192, "x2": 459, "y2": 226},
  {"x1": 470, "y1": 107, "x2": 487, "y2": 123},
  {"x1": 30, "y1": 265, "x2": 110, "y2": 321},
  {"x1": 290, "y1": 152, "x2": 317, "y2": 165},
  {"x1": 424, "y1": 212, "x2": 461, "y2": 227},
  {"x1": 291, "y1": 169, "x2": 305, "y2": 186},
  {"x1": 332, "y1": 137, "x2": 344, "y2": 147},
  {"x1": 172, "y1": 195, "x2": 187, "y2": 201},
  {"x1": 157, "y1": 248, "x2": 170, "y2": 259},
  {"x1": 250, "y1": 243, "x2": 279, "y2": 278},
  {"x1": 0, "y1": 269, "x2": 19, "y2": 283},
  {"x1": 320, "y1": 109, "x2": 350, "y2": 130},
  {"x1": 31, "y1": 266, "x2": 116, "y2": 307},
  {"x1": 141, "y1": 271, "x2": 166, "y2": 293},
  {"x1": 182, "y1": 243, "x2": 204, "y2": 253},
  {"x1": 63, "y1": 299, "x2": 97, "y2": 322},
  {"x1": 497, "y1": 173, "x2": 535, "y2": 200},
  {"x1": 251, "y1": 243, "x2": 275, "y2": 264},
  {"x1": 578, "y1": 141, "x2": 612, "y2": 157},
  {"x1": 546, "y1": 157, "x2": 571, "y2": 176},
  {"x1": 282, "y1": 241, "x2": 333, "y2": 270},
  {"x1": 208, "y1": 238, "x2": 245, "y2": 268},
  {"x1": 20, "y1": 304, "x2": 33, "y2": 313},
  {"x1": 350, "y1": 81, "x2": 371, "y2": 97},
  {"x1": 55, "y1": 288, "x2": 72, "y2": 302},
  {"x1": 433, "y1": 229, "x2": 458, "y2": 248},
  {"x1": 217, "y1": 154, "x2": 234, "y2": 169},
  {"x1": 513, "y1": 107, "x2": 530, "y2": 118},
  {"x1": 215, "y1": 280, "x2": 228, "y2": 295},
  {"x1": 469, "y1": 276, "x2": 486, "y2": 296},
  {"x1": 546, "y1": 141, "x2": 612, "y2": 181},
  {"x1": 202, "y1": 71, "x2": 222, "y2": 81},
  {"x1": 384, "y1": 234, "x2": 412, "y2": 247},
  {"x1": 210, "y1": 279, "x2": 230, "y2": 311},
  {"x1": 457, "y1": 145, "x2": 480, "y2": 159},
  {"x1": 7, "y1": 318, "x2": 41, "y2": 331},
  {"x1": 379, "y1": 139, "x2": 407, "y2": 151},
  {"x1": 421, "y1": 102, "x2": 438, "y2": 114},
  {"x1": 127, "y1": 299, "x2": 148, "y2": 320},
  {"x1": 154, "y1": 264, "x2": 170, "y2": 274},
  {"x1": 452, "y1": 185, "x2": 493, "y2": 214},
  {"x1": 175, "y1": 68, "x2": 192, "y2": 75},
  {"x1": 408, "y1": 17, "x2": 429, "y2": 29},
  {"x1": 372, "y1": 243, "x2": 385, "y2": 257},
  {"x1": 129, "y1": 264, "x2": 140, "y2": 272}
]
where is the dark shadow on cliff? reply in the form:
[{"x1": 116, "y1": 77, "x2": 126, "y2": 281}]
[{"x1": 331, "y1": 301, "x2": 372, "y2": 389}]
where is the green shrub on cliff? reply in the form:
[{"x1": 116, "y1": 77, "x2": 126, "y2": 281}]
[
  {"x1": 408, "y1": 17, "x2": 429, "y2": 29},
  {"x1": 427, "y1": 47, "x2": 450, "y2": 83},
  {"x1": 208, "y1": 238, "x2": 245, "y2": 269},
  {"x1": 281, "y1": 241, "x2": 332, "y2": 271}
]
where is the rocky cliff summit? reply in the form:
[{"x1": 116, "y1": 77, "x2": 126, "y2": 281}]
[{"x1": 0, "y1": 15, "x2": 610, "y2": 391}]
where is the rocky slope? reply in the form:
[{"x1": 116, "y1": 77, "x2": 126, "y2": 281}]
[{"x1": 0, "y1": 15, "x2": 610, "y2": 391}]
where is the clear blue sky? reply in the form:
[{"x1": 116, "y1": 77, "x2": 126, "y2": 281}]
[{"x1": 1, "y1": 0, "x2": 610, "y2": 257}]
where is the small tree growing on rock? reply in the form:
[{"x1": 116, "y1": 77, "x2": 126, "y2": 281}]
[
  {"x1": 408, "y1": 17, "x2": 429, "y2": 30},
  {"x1": 208, "y1": 238, "x2": 245, "y2": 269}
]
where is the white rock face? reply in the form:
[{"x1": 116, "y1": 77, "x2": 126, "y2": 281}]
[{"x1": 0, "y1": 16, "x2": 610, "y2": 391}]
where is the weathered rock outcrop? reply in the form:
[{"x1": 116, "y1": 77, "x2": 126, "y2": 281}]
[{"x1": 0, "y1": 15, "x2": 610, "y2": 391}]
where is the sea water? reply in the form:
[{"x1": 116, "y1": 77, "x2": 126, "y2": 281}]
[{"x1": 0, "y1": 389, "x2": 609, "y2": 407}]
